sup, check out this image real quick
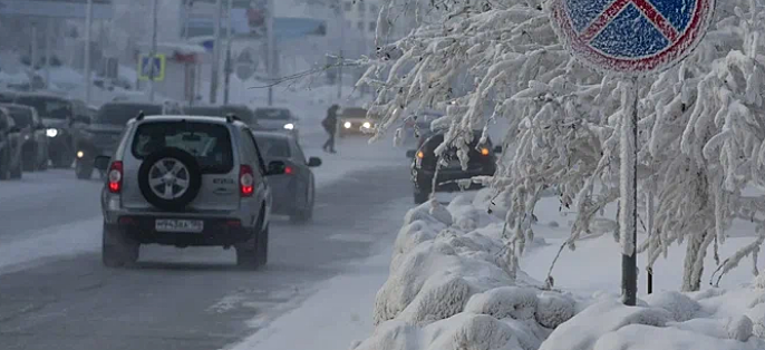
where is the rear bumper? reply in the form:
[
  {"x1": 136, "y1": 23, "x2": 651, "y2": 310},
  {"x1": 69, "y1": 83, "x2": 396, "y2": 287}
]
[{"x1": 108, "y1": 216, "x2": 252, "y2": 247}]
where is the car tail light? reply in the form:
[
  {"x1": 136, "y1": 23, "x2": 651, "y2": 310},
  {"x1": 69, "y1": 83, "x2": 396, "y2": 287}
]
[
  {"x1": 284, "y1": 166, "x2": 293, "y2": 175},
  {"x1": 108, "y1": 161, "x2": 123, "y2": 193},
  {"x1": 480, "y1": 147, "x2": 490, "y2": 156},
  {"x1": 240, "y1": 165, "x2": 254, "y2": 197},
  {"x1": 417, "y1": 151, "x2": 424, "y2": 159}
]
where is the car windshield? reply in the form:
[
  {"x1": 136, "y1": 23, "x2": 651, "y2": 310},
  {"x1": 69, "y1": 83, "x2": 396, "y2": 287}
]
[
  {"x1": 14, "y1": 96, "x2": 71, "y2": 119},
  {"x1": 254, "y1": 108, "x2": 291, "y2": 120},
  {"x1": 131, "y1": 121, "x2": 233, "y2": 174},
  {"x1": 4, "y1": 106, "x2": 33, "y2": 128},
  {"x1": 254, "y1": 135, "x2": 291, "y2": 159},
  {"x1": 96, "y1": 104, "x2": 162, "y2": 125}
]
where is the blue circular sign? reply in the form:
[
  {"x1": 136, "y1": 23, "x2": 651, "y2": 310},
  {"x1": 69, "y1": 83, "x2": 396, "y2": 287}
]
[{"x1": 551, "y1": 0, "x2": 716, "y2": 75}]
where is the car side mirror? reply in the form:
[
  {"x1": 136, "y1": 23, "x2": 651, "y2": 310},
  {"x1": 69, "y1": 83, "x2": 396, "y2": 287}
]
[
  {"x1": 493, "y1": 146, "x2": 502, "y2": 154},
  {"x1": 307, "y1": 157, "x2": 322, "y2": 167},
  {"x1": 266, "y1": 160, "x2": 286, "y2": 176},
  {"x1": 94, "y1": 155, "x2": 111, "y2": 171},
  {"x1": 406, "y1": 150, "x2": 416, "y2": 158}
]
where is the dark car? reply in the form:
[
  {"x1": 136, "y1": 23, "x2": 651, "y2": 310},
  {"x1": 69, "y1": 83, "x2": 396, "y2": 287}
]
[
  {"x1": 11, "y1": 93, "x2": 91, "y2": 168},
  {"x1": 0, "y1": 104, "x2": 48, "y2": 171},
  {"x1": 74, "y1": 102, "x2": 169, "y2": 179},
  {"x1": 252, "y1": 131, "x2": 321, "y2": 222},
  {"x1": 184, "y1": 104, "x2": 259, "y2": 128},
  {"x1": 407, "y1": 131, "x2": 501, "y2": 204},
  {"x1": 0, "y1": 107, "x2": 24, "y2": 179},
  {"x1": 253, "y1": 107, "x2": 299, "y2": 138}
]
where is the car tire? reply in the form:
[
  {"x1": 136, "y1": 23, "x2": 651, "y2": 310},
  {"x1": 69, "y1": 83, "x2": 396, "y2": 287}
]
[
  {"x1": 75, "y1": 159, "x2": 93, "y2": 180},
  {"x1": 236, "y1": 224, "x2": 268, "y2": 269},
  {"x1": 10, "y1": 160, "x2": 22, "y2": 179},
  {"x1": 289, "y1": 185, "x2": 314, "y2": 224},
  {"x1": 102, "y1": 224, "x2": 140, "y2": 268},
  {"x1": 0, "y1": 148, "x2": 9, "y2": 180},
  {"x1": 138, "y1": 147, "x2": 202, "y2": 211},
  {"x1": 22, "y1": 146, "x2": 37, "y2": 172},
  {"x1": 414, "y1": 187, "x2": 430, "y2": 204}
]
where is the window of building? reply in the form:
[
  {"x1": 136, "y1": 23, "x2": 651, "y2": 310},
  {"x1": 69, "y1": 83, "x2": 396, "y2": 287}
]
[
  {"x1": 358, "y1": 1, "x2": 365, "y2": 12},
  {"x1": 370, "y1": 4, "x2": 378, "y2": 13},
  {"x1": 369, "y1": 21, "x2": 376, "y2": 32},
  {"x1": 344, "y1": 2, "x2": 352, "y2": 11},
  {"x1": 357, "y1": 21, "x2": 364, "y2": 31}
]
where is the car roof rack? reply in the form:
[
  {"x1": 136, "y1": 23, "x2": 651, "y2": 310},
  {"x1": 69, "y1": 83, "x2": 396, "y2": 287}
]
[{"x1": 225, "y1": 113, "x2": 240, "y2": 123}]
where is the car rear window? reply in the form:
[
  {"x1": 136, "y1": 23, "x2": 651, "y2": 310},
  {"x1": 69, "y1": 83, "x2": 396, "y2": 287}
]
[
  {"x1": 255, "y1": 135, "x2": 291, "y2": 159},
  {"x1": 131, "y1": 121, "x2": 234, "y2": 174},
  {"x1": 254, "y1": 108, "x2": 290, "y2": 120},
  {"x1": 5, "y1": 106, "x2": 33, "y2": 128},
  {"x1": 96, "y1": 103, "x2": 163, "y2": 125},
  {"x1": 14, "y1": 96, "x2": 71, "y2": 119}
]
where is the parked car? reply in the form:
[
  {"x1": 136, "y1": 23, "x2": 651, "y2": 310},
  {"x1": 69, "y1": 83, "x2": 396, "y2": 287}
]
[
  {"x1": 75, "y1": 102, "x2": 170, "y2": 180},
  {"x1": 253, "y1": 107, "x2": 299, "y2": 138},
  {"x1": 0, "y1": 104, "x2": 48, "y2": 171},
  {"x1": 252, "y1": 131, "x2": 321, "y2": 223},
  {"x1": 11, "y1": 93, "x2": 91, "y2": 168},
  {"x1": 338, "y1": 107, "x2": 375, "y2": 137},
  {"x1": 94, "y1": 114, "x2": 286, "y2": 268},
  {"x1": 184, "y1": 104, "x2": 259, "y2": 128},
  {"x1": 0, "y1": 107, "x2": 24, "y2": 179},
  {"x1": 407, "y1": 131, "x2": 501, "y2": 204}
]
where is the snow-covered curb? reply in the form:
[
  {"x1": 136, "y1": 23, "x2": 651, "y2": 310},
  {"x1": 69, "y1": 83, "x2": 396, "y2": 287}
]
[
  {"x1": 352, "y1": 189, "x2": 765, "y2": 350},
  {"x1": 352, "y1": 190, "x2": 579, "y2": 350}
]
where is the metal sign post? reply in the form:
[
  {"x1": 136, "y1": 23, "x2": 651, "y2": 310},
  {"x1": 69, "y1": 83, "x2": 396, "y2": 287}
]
[
  {"x1": 551, "y1": 0, "x2": 716, "y2": 306},
  {"x1": 84, "y1": 0, "x2": 93, "y2": 104},
  {"x1": 148, "y1": 0, "x2": 158, "y2": 102}
]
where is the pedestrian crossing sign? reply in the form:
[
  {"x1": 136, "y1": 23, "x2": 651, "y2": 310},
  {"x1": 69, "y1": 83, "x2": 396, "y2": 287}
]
[{"x1": 138, "y1": 54, "x2": 166, "y2": 81}]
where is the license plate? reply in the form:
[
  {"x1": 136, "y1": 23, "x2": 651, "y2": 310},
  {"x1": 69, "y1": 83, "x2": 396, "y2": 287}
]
[{"x1": 155, "y1": 219, "x2": 204, "y2": 233}]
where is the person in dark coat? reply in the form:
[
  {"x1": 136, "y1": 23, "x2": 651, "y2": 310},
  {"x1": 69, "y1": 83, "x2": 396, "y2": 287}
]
[{"x1": 322, "y1": 105, "x2": 339, "y2": 153}]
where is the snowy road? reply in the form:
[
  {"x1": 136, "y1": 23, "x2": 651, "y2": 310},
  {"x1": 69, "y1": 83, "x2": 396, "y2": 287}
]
[{"x1": 0, "y1": 134, "x2": 412, "y2": 350}]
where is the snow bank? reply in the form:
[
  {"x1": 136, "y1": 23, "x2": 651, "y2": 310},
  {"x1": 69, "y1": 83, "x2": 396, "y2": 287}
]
[
  {"x1": 355, "y1": 190, "x2": 578, "y2": 350},
  {"x1": 540, "y1": 279, "x2": 765, "y2": 350}
]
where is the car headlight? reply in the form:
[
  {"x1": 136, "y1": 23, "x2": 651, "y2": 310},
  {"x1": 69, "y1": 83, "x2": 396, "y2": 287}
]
[
  {"x1": 24, "y1": 135, "x2": 30, "y2": 141},
  {"x1": 344, "y1": 121, "x2": 352, "y2": 129},
  {"x1": 362, "y1": 122, "x2": 372, "y2": 129},
  {"x1": 46, "y1": 128, "x2": 58, "y2": 138},
  {"x1": 283, "y1": 123, "x2": 295, "y2": 130},
  {"x1": 77, "y1": 150, "x2": 85, "y2": 159}
]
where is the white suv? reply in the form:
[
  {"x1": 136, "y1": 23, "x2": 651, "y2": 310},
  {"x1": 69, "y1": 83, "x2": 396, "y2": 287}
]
[{"x1": 94, "y1": 114, "x2": 285, "y2": 269}]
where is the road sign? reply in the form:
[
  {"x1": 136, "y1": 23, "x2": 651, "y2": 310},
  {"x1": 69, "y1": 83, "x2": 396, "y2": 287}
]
[
  {"x1": 235, "y1": 48, "x2": 258, "y2": 81},
  {"x1": 551, "y1": 0, "x2": 716, "y2": 75},
  {"x1": 138, "y1": 54, "x2": 166, "y2": 82}
]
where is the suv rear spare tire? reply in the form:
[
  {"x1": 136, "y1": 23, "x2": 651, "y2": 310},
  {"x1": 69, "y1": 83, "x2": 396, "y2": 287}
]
[{"x1": 138, "y1": 147, "x2": 202, "y2": 211}]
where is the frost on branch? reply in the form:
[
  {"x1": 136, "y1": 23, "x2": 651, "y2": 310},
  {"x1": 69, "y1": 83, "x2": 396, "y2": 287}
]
[{"x1": 361, "y1": 0, "x2": 765, "y2": 290}]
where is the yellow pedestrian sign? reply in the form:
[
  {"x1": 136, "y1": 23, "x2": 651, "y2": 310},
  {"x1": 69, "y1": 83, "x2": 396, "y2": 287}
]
[{"x1": 138, "y1": 54, "x2": 166, "y2": 81}]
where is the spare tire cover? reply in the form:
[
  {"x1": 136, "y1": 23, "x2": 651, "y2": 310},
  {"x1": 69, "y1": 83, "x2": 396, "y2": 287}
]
[{"x1": 138, "y1": 147, "x2": 202, "y2": 211}]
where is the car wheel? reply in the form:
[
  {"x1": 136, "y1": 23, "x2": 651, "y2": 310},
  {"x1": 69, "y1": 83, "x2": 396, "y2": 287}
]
[
  {"x1": 75, "y1": 159, "x2": 93, "y2": 180},
  {"x1": 138, "y1": 147, "x2": 202, "y2": 211},
  {"x1": 289, "y1": 185, "x2": 314, "y2": 223},
  {"x1": 102, "y1": 224, "x2": 140, "y2": 268},
  {"x1": 236, "y1": 224, "x2": 268, "y2": 269},
  {"x1": 414, "y1": 187, "x2": 430, "y2": 204},
  {"x1": 22, "y1": 147, "x2": 37, "y2": 172},
  {"x1": 10, "y1": 160, "x2": 22, "y2": 179},
  {"x1": 0, "y1": 148, "x2": 9, "y2": 180}
]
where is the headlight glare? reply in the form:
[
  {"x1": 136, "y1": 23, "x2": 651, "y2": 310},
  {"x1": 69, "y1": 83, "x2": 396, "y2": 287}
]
[{"x1": 46, "y1": 128, "x2": 58, "y2": 138}]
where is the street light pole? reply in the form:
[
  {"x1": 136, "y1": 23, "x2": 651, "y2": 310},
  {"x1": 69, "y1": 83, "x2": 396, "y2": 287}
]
[
  {"x1": 266, "y1": 0, "x2": 275, "y2": 106},
  {"x1": 84, "y1": 0, "x2": 93, "y2": 104},
  {"x1": 210, "y1": 0, "x2": 223, "y2": 104},
  {"x1": 223, "y1": 0, "x2": 233, "y2": 104},
  {"x1": 148, "y1": 0, "x2": 159, "y2": 103}
]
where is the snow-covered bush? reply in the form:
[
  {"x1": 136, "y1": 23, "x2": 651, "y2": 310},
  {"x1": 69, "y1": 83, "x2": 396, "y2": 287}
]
[
  {"x1": 356, "y1": 191, "x2": 579, "y2": 350},
  {"x1": 362, "y1": 0, "x2": 765, "y2": 291}
]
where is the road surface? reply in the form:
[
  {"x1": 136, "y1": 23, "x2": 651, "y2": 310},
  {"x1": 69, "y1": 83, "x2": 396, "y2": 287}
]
[{"x1": 0, "y1": 136, "x2": 412, "y2": 350}]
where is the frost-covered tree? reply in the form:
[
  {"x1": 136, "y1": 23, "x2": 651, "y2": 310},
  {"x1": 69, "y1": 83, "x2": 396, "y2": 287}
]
[{"x1": 360, "y1": 0, "x2": 765, "y2": 291}]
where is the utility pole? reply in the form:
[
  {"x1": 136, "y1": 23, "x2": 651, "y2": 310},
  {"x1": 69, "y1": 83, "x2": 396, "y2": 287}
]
[
  {"x1": 44, "y1": 19, "x2": 52, "y2": 90},
  {"x1": 336, "y1": 2, "x2": 344, "y2": 100},
  {"x1": 148, "y1": 0, "x2": 159, "y2": 102},
  {"x1": 84, "y1": 0, "x2": 93, "y2": 104},
  {"x1": 223, "y1": 0, "x2": 233, "y2": 104},
  {"x1": 210, "y1": 0, "x2": 223, "y2": 104},
  {"x1": 266, "y1": 0, "x2": 275, "y2": 106}
]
